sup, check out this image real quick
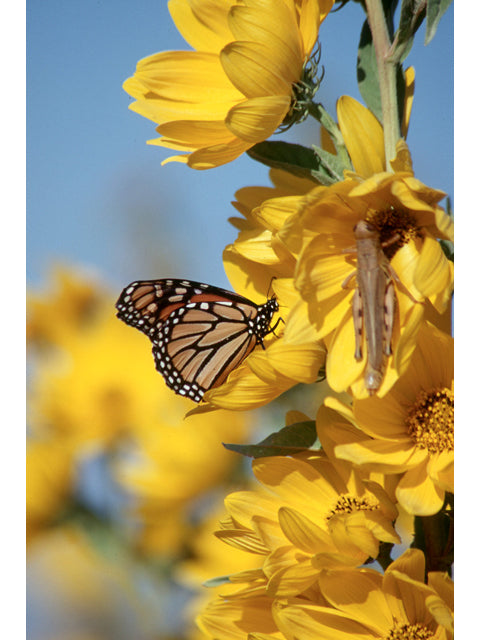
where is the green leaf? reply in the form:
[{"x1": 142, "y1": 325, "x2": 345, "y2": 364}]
[
  {"x1": 357, "y1": 9, "x2": 406, "y2": 130},
  {"x1": 357, "y1": 0, "x2": 401, "y2": 122},
  {"x1": 357, "y1": 18, "x2": 382, "y2": 122},
  {"x1": 311, "y1": 146, "x2": 347, "y2": 184},
  {"x1": 248, "y1": 141, "x2": 346, "y2": 186},
  {"x1": 223, "y1": 420, "x2": 318, "y2": 459},
  {"x1": 425, "y1": 0, "x2": 452, "y2": 45},
  {"x1": 248, "y1": 141, "x2": 321, "y2": 180},
  {"x1": 390, "y1": 0, "x2": 426, "y2": 63}
]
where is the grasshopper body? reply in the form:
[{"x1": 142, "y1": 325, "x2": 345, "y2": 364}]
[{"x1": 342, "y1": 221, "x2": 397, "y2": 395}]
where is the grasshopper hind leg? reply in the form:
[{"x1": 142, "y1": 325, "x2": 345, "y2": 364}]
[
  {"x1": 352, "y1": 287, "x2": 363, "y2": 361},
  {"x1": 383, "y1": 280, "x2": 395, "y2": 356}
]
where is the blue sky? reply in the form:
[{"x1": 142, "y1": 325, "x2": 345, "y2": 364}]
[{"x1": 27, "y1": 0, "x2": 453, "y2": 294}]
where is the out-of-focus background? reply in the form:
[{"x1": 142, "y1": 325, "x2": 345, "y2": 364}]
[{"x1": 26, "y1": 2, "x2": 453, "y2": 639}]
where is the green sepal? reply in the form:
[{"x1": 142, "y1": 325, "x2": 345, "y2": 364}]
[
  {"x1": 425, "y1": 0, "x2": 452, "y2": 45},
  {"x1": 223, "y1": 420, "x2": 318, "y2": 459}
]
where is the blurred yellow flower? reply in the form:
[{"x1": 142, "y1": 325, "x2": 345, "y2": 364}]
[
  {"x1": 26, "y1": 440, "x2": 74, "y2": 544},
  {"x1": 29, "y1": 311, "x2": 167, "y2": 446},
  {"x1": 318, "y1": 322, "x2": 453, "y2": 516},
  {"x1": 123, "y1": 0, "x2": 334, "y2": 168},
  {"x1": 272, "y1": 549, "x2": 453, "y2": 640},
  {"x1": 113, "y1": 403, "x2": 252, "y2": 555},
  {"x1": 27, "y1": 526, "x2": 161, "y2": 638},
  {"x1": 27, "y1": 265, "x2": 103, "y2": 350},
  {"x1": 216, "y1": 453, "x2": 400, "y2": 597}
]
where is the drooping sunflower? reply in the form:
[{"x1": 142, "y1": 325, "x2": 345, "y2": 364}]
[{"x1": 123, "y1": 0, "x2": 334, "y2": 168}]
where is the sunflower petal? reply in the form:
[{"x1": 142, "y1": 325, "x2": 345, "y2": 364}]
[
  {"x1": 395, "y1": 463, "x2": 445, "y2": 515},
  {"x1": 228, "y1": 0, "x2": 303, "y2": 80},
  {"x1": 337, "y1": 96, "x2": 385, "y2": 177},
  {"x1": 226, "y1": 95, "x2": 291, "y2": 142},
  {"x1": 168, "y1": 0, "x2": 235, "y2": 52},
  {"x1": 221, "y1": 41, "x2": 292, "y2": 97},
  {"x1": 413, "y1": 233, "x2": 453, "y2": 312}
]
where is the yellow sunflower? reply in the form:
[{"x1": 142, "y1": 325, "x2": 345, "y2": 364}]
[
  {"x1": 123, "y1": 0, "x2": 334, "y2": 168},
  {"x1": 215, "y1": 453, "x2": 400, "y2": 597},
  {"x1": 284, "y1": 97, "x2": 453, "y2": 398},
  {"x1": 273, "y1": 548, "x2": 453, "y2": 640},
  {"x1": 317, "y1": 322, "x2": 453, "y2": 516}
]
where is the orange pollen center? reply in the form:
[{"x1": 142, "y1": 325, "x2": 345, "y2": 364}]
[
  {"x1": 405, "y1": 387, "x2": 454, "y2": 452},
  {"x1": 327, "y1": 493, "x2": 379, "y2": 520},
  {"x1": 385, "y1": 622, "x2": 434, "y2": 640},
  {"x1": 367, "y1": 207, "x2": 420, "y2": 259}
]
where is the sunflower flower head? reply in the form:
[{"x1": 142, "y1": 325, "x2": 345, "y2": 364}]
[
  {"x1": 214, "y1": 453, "x2": 400, "y2": 597},
  {"x1": 272, "y1": 549, "x2": 453, "y2": 640},
  {"x1": 317, "y1": 322, "x2": 454, "y2": 516},
  {"x1": 284, "y1": 100, "x2": 453, "y2": 397},
  {"x1": 123, "y1": 0, "x2": 334, "y2": 168}
]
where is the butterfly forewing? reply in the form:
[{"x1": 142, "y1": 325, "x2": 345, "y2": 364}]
[{"x1": 115, "y1": 278, "x2": 279, "y2": 402}]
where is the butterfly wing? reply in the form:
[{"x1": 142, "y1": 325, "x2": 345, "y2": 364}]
[{"x1": 116, "y1": 279, "x2": 277, "y2": 402}]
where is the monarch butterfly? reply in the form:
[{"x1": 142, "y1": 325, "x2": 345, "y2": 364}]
[{"x1": 115, "y1": 278, "x2": 280, "y2": 402}]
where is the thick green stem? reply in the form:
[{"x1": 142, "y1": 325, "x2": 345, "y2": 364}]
[{"x1": 364, "y1": 0, "x2": 401, "y2": 169}]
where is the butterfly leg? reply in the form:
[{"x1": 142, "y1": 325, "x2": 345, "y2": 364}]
[{"x1": 352, "y1": 286, "x2": 363, "y2": 361}]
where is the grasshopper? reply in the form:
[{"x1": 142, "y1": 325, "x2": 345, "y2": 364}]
[{"x1": 342, "y1": 220, "x2": 400, "y2": 395}]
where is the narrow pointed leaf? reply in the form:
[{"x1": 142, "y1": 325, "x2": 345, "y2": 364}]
[
  {"x1": 357, "y1": 1, "x2": 404, "y2": 124},
  {"x1": 223, "y1": 420, "x2": 318, "y2": 458},
  {"x1": 247, "y1": 141, "x2": 323, "y2": 182},
  {"x1": 425, "y1": 0, "x2": 452, "y2": 45},
  {"x1": 203, "y1": 575, "x2": 232, "y2": 587},
  {"x1": 391, "y1": 0, "x2": 426, "y2": 63},
  {"x1": 357, "y1": 18, "x2": 382, "y2": 122}
]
